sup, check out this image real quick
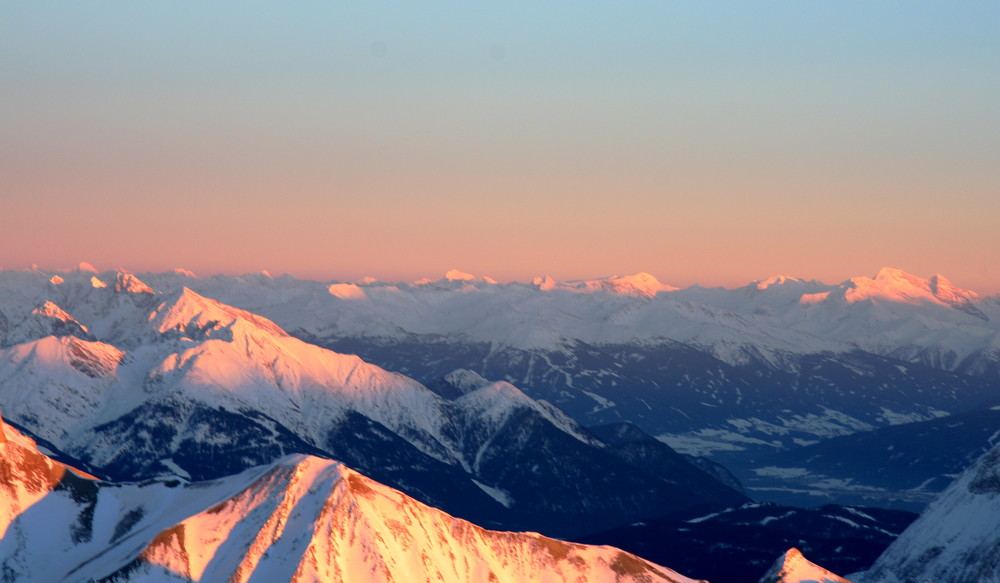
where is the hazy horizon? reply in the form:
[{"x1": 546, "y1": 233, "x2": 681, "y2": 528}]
[{"x1": 4, "y1": 260, "x2": 998, "y2": 295}]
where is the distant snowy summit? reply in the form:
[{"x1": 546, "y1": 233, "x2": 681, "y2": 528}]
[
  {"x1": 531, "y1": 272, "x2": 678, "y2": 298},
  {"x1": 410, "y1": 269, "x2": 677, "y2": 297}
]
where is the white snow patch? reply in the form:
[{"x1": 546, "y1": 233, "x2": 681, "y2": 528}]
[
  {"x1": 754, "y1": 467, "x2": 811, "y2": 479},
  {"x1": 658, "y1": 429, "x2": 781, "y2": 456},
  {"x1": 582, "y1": 390, "x2": 615, "y2": 412},
  {"x1": 471, "y1": 479, "x2": 514, "y2": 508},
  {"x1": 159, "y1": 458, "x2": 192, "y2": 480},
  {"x1": 328, "y1": 283, "x2": 367, "y2": 300}
]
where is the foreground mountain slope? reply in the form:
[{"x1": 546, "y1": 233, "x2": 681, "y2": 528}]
[
  {"x1": 0, "y1": 419, "x2": 702, "y2": 583},
  {"x1": 862, "y1": 442, "x2": 1000, "y2": 583},
  {"x1": 0, "y1": 416, "x2": 270, "y2": 582},
  {"x1": 108, "y1": 457, "x2": 696, "y2": 583}
]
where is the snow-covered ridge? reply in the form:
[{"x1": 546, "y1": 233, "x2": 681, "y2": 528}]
[
  {"x1": 843, "y1": 267, "x2": 982, "y2": 309},
  {"x1": 123, "y1": 266, "x2": 998, "y2": 367},
  {"x1": 862, "y1": 443, "x2": 1000, "y2": 583},
  {"x1": 449, "y1": 371, "x2": 603, "y2": 448},
  {"x1": 4, "y1": 264, "x2": 998, "y2": 368},
  {"x1": 0, "y1": 419, "x2": 700, "y2": 583},
  {"x1": 758, "y1": 548, "x2": 853, "y2": 583},
  {"x1": 537, "y1": 272, "x2": 679, "y2": 298},
  {"x1": 149, "y1": 286, "x2": 289, "y2": 339}
]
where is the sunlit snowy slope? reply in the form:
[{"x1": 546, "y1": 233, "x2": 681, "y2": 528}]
[
  {"x1": 758, "y1": 548, "x2": 853, "y2": 583},
  {"x1": 0, "y1": 419, "x2": 703, "y2": 583}
]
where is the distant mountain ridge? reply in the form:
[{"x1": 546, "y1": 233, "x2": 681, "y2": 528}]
[
  {"x1": 136, "y1": 266, "x2": 1000, "y2": 363},
  {"x1": 3, "y1": 265, "x2": 999, "y2": 581},
  {"x1": 5, "y1": 265, "x2": 997, "y2": 368},
  {"x1": 2, "y1": 266, "x2": 999, "y2": 507}
]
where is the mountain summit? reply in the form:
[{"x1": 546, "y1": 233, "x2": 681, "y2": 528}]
[{"x1": 758, "y1": 548, "x2": 853, "y2": 583}]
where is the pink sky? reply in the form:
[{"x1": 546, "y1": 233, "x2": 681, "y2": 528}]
[{"x1": 3, "y1": 3, "x2": 998, "y2": 294}]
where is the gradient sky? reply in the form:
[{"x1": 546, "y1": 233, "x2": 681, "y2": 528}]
[{"x1": 3, "y1": 2, "x2": 999, "y2": 291}]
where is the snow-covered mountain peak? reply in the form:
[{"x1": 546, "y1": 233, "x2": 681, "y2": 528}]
[
  {"x1": 32, "y1": 300, "x2": 81, "y2": 325},
  {"x1": 575, "y1": 272, "x2": 678, "y2": 298},
  {"x1": 113, "y1": 270, "x2": 155, "y2": 294},
  {"x1": 457, "y1": 379, "x2": 533, "y2": 407},
  {"x1": 150, "y1": 286, "x2": 289, "y2": 339},
  {"x1": 532, "y1": 274, "x2": 558, "y2": 290},
  {"x1": 845, "y1": 268, "x2": 928, "y2": 303},
  {"x1": 12, "y1": 335, "x2": 125, "y2": 383},
  {"x1": 928, "y1": 272, "x2": 981, "y2": 304},
  {"x1": 453, "y1": 379, "x2": 536, "y2": 414},
  {"x1": 453, "y1": 377, "x2": 603, "y2": 447},
  {"x1": 89, "y1": 275, "x2": 108, "y2": 288},
  {"x1": 442, "y1": 368, "x2": 492, "y2": 394},
  {"x1": 76, "y1": 261, "x2": 99, "y2": 273},
  {"x1": 755, "y1": 274, "x2": 804, "y2": 290},
  {"x1": 327, "y1": 282, "x2": 367, "y2": 300},
  {"x1": 444, "y1": 268, "x2": 498, "y2": 284},
  {"x1": 843, "y1": 268, "x2": 982, "y2": 311},
  {"x1": 445, "y1": 268, "x2": 476, "y2": 281},
  {"x1": 758, "y1": 547, "x2": 853, "y2": 583},
  {"x1": 0, "y1": 437, "x2": 701, "y2": 583}
]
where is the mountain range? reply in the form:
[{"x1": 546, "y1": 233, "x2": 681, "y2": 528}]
[
  {"x1": 3, "y1": 264, "x2": 1000, "y2": 581},
  {"x1": 0, "y1": 268, "x2": 745, "y2": 537},
  {"x1": 120, "y1": 265, "x2": 1000, "y2": 506}
]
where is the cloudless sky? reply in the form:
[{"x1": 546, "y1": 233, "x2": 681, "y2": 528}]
[{"x1": 3, "y1": 2, "x2": 999, "y2": 291}]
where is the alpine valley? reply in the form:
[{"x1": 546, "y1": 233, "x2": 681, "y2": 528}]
[{"x1": 1, "y1": 264, "x2": 999, "y2": 582}]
